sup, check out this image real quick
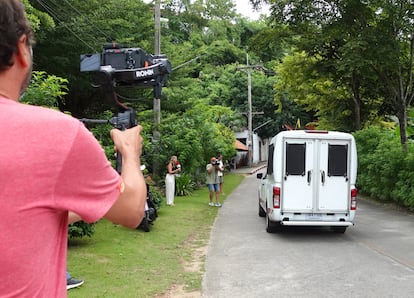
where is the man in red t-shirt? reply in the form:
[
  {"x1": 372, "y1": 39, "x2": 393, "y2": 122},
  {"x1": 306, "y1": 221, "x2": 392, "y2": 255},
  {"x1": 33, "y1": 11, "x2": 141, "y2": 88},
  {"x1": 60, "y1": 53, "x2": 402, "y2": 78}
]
[{"x1": 0, "y1": 1, "x2": 147, "y2": 297}]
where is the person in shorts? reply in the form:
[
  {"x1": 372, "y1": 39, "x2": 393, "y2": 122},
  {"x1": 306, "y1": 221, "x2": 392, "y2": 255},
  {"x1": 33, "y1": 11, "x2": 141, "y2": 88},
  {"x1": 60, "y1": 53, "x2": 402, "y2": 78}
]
[{"x1": 206, "y1": 157, "x2": 221, "y2": 207}]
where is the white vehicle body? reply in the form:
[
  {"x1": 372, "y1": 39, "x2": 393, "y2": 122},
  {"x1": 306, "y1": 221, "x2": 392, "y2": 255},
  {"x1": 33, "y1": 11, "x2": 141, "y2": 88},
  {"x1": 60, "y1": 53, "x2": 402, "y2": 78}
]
[{"x1": 257, "y1": 130, "x2": 358, "y2": 233}]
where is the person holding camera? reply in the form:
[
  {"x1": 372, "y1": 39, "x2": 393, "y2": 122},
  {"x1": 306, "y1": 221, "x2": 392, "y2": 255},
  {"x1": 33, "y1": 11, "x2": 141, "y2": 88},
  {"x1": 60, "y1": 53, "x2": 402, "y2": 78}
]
[
  {"x1": 165, "y1": 155, "x2": 181, "y2": 206},
  {"x1": 0, "y1": 1, "x2": 147, "y2": 296},
  {"x1": 206, "y1": 157, "x2": 222, "y2": 207}
]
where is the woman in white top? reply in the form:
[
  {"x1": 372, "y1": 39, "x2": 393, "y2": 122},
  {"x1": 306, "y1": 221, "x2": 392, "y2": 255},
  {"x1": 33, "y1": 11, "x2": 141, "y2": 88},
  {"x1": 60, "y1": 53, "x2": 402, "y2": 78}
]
[{"x1": 165, "y1": 156, "x2": 181, "y2": 206}]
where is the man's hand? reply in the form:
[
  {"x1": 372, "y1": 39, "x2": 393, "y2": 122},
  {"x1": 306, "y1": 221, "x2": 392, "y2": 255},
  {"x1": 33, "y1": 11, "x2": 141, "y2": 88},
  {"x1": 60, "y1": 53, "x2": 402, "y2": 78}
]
[
  {"x1": 104, "y1": 125, "x2": 146, "y2": 229},
  {"x1": 110, "y1": 125, "x2": 143, "y2": 164}
]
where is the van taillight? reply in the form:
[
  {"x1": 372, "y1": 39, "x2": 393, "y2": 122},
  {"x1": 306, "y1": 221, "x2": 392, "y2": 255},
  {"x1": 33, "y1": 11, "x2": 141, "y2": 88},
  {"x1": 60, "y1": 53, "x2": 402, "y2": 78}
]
[
  {"x1": 273, "y1": 187, "x2": 281, "y2": 209},
  {"x1": 350, "y1": 188, "x2": 358, "y2": 210}
]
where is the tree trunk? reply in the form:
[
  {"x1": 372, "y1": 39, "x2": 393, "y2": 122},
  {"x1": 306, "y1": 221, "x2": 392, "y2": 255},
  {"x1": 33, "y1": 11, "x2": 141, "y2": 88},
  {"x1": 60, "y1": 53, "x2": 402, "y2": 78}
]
[
  {"x1": 397, "y1": 105, "x2": 408, "y2": 152},
  {"x1": 351, "y1": 73, "x2": 362, "y2": 130}
]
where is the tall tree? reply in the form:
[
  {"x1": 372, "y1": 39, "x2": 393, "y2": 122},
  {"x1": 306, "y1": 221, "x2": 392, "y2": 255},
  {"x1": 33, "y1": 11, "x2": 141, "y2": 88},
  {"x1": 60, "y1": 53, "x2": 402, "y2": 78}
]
[
  {"x1": 267, "y1": 0, "x2": 414, "y2": 143},
  {"x1": 365, "y1": 0, "x2": 414, "y2": 147},
  {"x1": 275, "y1": 52, "x2": 354, "y2": 131}
]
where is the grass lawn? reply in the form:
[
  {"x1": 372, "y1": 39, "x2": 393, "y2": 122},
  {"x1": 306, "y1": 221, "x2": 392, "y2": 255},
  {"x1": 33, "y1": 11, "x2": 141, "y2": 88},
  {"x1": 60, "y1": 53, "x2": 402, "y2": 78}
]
[{"x1": 67, "y1": 173, "x2": 245, "y2": 298}]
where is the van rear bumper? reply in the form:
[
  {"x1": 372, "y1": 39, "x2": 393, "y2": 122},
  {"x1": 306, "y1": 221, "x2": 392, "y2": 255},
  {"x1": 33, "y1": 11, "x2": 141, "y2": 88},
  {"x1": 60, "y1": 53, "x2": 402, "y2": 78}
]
[{"x1": 281, "y1": 221, "x2": 353, "y2": 227}]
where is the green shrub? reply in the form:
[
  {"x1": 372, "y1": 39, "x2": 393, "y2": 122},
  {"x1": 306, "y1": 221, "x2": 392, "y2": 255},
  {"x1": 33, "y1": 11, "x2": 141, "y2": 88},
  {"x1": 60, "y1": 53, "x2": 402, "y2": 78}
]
[
  {"x1": 392, "y1": 144, "x2": 414, "y2": 210},
  {"x1": 21, "y1": 71, "x2": 68, "y2": 107},
  {"x1": 370, "y1": 137, "x2": 403, "y2": 200},
  {"x1": 68, "y1": 221, "x2": 95, "y2": 239},
  {"x1": 175, "y1": 173, "x2": 195, "y2": 196},
  {"x1": 149, "y1": 184, "x2": 163, "y2": 209},
  {"x1": 354, "y1": 128, "x2": 394, "y2": 198},
  {"x1": 354, "y1": 127, "x2": 414, "y2": 210}
]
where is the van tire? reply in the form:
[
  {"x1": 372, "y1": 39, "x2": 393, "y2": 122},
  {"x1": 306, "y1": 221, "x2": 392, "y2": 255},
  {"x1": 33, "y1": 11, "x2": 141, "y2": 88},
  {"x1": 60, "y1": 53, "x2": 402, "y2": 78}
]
[
  {"x1": 258, "y1": 202, "x2": 266, "y2": 217},
  {"x1": 331, "y1": 226, "x2": 347, "y2": 233},
  {"x1": 266, "y1": 209, "x2": 281, "y2": 233}
]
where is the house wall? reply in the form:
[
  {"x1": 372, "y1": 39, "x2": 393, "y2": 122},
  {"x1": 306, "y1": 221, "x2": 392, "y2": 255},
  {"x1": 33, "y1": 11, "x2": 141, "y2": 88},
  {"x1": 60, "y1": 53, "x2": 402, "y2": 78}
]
[
  {"x1": 235, "y1": 130, "x2": 269, "y2": 166},
  {"x1": 259, "y1": 137, "x2": 270, "y2": 162}
]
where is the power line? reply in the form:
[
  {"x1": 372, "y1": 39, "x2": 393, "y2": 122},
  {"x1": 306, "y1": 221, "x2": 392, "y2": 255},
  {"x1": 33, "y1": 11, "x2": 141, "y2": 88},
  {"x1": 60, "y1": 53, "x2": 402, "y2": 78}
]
[
  {"x1": 35, "y1": 0, "x2": 97, "y2": 52},
  {"x1": 60, "y1": 0, "x2": 112, "y2": 42},
  {"x1": 172, "y1": 55, "x2": 204, "y2": 71}
]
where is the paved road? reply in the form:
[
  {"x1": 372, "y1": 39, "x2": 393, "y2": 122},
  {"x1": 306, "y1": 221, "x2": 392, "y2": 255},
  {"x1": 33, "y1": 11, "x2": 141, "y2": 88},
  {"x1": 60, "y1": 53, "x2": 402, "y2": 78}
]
[{"x1": 202, "y1": 169, "x2": 414, "y2": 298}]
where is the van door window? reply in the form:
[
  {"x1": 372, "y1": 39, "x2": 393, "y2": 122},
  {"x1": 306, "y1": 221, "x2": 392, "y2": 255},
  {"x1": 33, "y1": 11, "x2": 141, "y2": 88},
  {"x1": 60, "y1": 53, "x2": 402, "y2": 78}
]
[
  {"x1": 328, "y1": 144, "x2": 348, "y2": 177},
  {"x1": 285, "y1": 143, "x2": 306, "y2": 176},
  {"x1": 267, "y1": 144, "x2": 274, "y2": 175}
]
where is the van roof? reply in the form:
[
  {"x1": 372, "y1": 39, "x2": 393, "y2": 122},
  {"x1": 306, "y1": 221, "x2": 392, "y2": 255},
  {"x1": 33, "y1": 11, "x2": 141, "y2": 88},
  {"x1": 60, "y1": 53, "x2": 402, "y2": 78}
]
[{"x1": 273, "y1": 130, "x2": 354, "y2": 141}]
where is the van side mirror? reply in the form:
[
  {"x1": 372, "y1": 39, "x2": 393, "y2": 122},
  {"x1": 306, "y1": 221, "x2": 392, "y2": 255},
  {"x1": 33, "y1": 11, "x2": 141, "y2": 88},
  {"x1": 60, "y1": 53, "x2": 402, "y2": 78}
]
[{"x1": 256, "y1": 173, "x2": 263, "y2": 179}]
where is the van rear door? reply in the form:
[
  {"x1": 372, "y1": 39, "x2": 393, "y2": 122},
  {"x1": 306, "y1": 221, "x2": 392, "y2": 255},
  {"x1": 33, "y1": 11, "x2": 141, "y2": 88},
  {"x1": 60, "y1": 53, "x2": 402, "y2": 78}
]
[
  {"x1": 318, "y1": 140, "x2": 350, "y2": 211},
  {"x1": 282, "y1": 136, "x2": 351, "y2": 212},
  {"x1": 282, "y1": 140, "x2": 314, "y2": 211}
]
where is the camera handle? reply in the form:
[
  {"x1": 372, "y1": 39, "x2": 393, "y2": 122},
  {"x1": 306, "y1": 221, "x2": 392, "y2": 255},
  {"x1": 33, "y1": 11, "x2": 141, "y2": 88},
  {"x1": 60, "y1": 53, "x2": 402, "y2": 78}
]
[
  {"x1": 99, "y1": 69, "x2": 137, "y2": 173},
  {"x1": 79, "y1": 105, "x2": 137, "y2": 175},
  {"x1": 111, "y1": 109, "x2": 137, "y2": 173}
]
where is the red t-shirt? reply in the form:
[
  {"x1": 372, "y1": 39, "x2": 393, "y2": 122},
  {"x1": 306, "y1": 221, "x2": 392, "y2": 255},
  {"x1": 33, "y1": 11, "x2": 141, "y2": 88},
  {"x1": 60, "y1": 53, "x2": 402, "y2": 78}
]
[{"x1": 0, "y1": 98, "x2": 121, "y2": 297}]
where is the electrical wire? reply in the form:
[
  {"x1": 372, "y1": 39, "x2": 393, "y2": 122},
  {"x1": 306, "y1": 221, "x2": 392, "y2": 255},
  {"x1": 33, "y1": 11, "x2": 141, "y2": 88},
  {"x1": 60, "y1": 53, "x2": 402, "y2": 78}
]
[
  {"x1": 60, "y1": 0, "x2": 112, "y2": 42},
  {"x1": 35, "y1": 0, "x2": 97, "y2": 52}
]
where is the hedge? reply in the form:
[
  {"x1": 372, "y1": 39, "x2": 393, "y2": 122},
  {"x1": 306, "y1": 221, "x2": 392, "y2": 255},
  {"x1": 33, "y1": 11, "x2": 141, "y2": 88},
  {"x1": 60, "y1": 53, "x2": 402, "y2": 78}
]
[{"x1": 353, "y1": 127, "x2": 414, "y2": 211}]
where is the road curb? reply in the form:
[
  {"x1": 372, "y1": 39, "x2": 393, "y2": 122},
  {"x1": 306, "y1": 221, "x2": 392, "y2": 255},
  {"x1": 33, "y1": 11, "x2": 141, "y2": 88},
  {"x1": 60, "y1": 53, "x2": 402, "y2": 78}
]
[{"x1": 249, "y1": 165, "x2": 267, "y2": 175}]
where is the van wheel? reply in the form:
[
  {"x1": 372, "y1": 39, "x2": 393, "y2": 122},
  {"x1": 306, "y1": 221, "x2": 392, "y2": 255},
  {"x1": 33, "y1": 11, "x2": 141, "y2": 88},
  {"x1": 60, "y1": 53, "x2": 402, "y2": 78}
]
[
  {"x1": 331, "y1": 226, "x2": 347, "y2": 233},
  {"x1": 266, "y1": 211, "x2": 281, "y2": 233},
  {"x1": 258, "y1": 202, "x2": 266, "y2": 217}
]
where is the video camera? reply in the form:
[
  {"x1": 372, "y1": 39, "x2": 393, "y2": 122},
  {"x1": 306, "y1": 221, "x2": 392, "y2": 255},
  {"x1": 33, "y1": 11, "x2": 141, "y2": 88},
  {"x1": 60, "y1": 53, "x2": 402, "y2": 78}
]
[{"x1": 212, "y1": 159, "x2": 220, "y2": 166}]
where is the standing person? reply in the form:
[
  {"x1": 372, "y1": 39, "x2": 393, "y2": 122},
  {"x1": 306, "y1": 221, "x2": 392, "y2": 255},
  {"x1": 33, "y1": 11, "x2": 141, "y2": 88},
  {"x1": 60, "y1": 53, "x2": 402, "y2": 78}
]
[
  {"x1": 206, "y1": 157, "x2": 222, "y2": 207},
  {"x1": 217, "y1": 154, "x2": 224, "y2": 194},
  {"x1": 0, "y1": 1, "x2": 147, "y2": 296},
  {"x1": 165, "y1": 155, "x2": 181, "y2": 206}
]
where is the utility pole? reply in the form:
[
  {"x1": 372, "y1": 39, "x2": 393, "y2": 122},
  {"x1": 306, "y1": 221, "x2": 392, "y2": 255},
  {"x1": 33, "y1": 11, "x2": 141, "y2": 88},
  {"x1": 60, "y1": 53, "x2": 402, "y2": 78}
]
[
  {"x1": 154, "y1": 0, "x2": 161, "y2": 57},
  {"x1": 236, "y1": 53, "x2": 265, "y2": 167},
  {"x1": 154, "y1": 0, "x2": 161, "y2": 130},
  {"x1": 247, "y1": 54, "x2": 252, "y2": 168},
  {"x1": 153, "y1": 0, "x2": 161, "y2": 175}
]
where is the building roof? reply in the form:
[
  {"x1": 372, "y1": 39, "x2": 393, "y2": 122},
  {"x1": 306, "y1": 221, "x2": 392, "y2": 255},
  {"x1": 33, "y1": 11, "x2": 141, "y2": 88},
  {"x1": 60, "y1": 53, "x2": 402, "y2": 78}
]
[{"x1": 235, "y1": 139, "x2": 248, "y2": 151}]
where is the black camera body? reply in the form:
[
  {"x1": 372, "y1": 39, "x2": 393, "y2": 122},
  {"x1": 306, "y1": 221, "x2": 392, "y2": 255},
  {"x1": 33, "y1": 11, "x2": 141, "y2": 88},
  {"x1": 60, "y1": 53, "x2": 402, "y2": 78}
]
[{"x1": 212, "y1": 160, "x2": 220, "y2": 166}]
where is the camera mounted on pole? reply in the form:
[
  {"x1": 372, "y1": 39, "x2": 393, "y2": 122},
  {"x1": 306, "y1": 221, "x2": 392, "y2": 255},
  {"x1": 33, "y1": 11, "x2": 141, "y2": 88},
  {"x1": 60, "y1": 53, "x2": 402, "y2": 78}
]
[
  {"x1": 80, "y1": 42, "x2": 171, "y2": 102},
  {"x1": 79, "y1": 43, "x2": 171, "y2": 173}
]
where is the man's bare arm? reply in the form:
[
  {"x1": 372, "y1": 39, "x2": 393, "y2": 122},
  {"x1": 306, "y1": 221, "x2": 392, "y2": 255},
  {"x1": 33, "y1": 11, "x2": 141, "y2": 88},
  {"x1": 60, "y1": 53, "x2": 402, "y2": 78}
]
[
  {"x1": 68, "y1": 211, "x2": 82, "y2": 224},
  {"x1": 103, "y1": 125, "x2": 146, "y2": 228}
]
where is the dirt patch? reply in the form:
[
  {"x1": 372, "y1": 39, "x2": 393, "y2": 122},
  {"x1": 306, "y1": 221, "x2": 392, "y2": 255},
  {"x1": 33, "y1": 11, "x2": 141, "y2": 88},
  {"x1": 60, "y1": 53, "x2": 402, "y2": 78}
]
[
  {"x1": 181, "y1": 245, "x2": 208, "y2": 273},
  {"x1": 155, "y1": 284, "x2": 201, "y2": 298},
  {"x1": 155, "y1": 234, "x2": 208, "y2": 298}
]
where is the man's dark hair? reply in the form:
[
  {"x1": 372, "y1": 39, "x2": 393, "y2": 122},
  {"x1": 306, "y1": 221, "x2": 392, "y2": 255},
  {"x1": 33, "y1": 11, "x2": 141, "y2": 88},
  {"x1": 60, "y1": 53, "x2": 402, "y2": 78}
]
[{"x1": 0, "y1": 0, "x2": 34, "y2": 71}]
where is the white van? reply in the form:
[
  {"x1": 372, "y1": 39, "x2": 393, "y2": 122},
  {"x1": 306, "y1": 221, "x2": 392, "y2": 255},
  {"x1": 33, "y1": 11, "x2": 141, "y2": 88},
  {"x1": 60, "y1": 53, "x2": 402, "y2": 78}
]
[{"x1": 257, "y1": 130, "x2": 358, "y2": 233}]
